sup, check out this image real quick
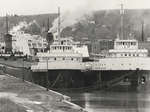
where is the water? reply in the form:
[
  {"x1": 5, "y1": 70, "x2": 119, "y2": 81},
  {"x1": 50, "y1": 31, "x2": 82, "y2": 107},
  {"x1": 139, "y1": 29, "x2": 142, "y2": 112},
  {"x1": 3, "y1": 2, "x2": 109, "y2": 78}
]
[{"x1": 63, "y1": 85, "x2": 150, "y2": 112}]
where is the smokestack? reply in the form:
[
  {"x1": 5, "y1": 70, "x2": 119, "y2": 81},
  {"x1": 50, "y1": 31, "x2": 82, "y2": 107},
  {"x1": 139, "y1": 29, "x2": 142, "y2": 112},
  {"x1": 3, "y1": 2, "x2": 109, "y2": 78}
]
[
  {"x1": 141, "y1": 21, "x2": 144, "y2": 42},
  {"x1": 47, "y1": 18, "x2": 50, "y2": 32}
]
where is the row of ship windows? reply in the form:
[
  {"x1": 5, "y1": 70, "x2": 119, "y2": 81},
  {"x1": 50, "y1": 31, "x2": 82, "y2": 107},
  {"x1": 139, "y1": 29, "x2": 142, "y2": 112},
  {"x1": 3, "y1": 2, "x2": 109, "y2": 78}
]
[
  {"x1": 116, "y1": 42, "x2": 136, "y2": 46},
  {"x1": 42, "y1": 57, "x2": 81, "y2": 61},
  {"x1": 28, "y1": 43, "x2": 47, "y2": 47},
  {"x1": 96, "y1": 63, "x2": 144, "y2": 66},
  {"x1": 51, "y1": 46, "x2": 72, "y2": 50},
  {"x1": 110, "y1": 53, "x2": 145, "y2": 57},
  {"x1": 121, "y1": 53, "x2": 139, "y2": 57}
]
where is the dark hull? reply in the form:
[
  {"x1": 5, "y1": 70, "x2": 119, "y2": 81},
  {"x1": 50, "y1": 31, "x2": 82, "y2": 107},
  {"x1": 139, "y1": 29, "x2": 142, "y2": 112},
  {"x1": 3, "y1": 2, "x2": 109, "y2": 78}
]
[
  {"x1": 32, "y1": 70, "x2": 98, "y2": 88},
  {"x1": 31, "y1": 69, "x2": 150, "y2": 89}
]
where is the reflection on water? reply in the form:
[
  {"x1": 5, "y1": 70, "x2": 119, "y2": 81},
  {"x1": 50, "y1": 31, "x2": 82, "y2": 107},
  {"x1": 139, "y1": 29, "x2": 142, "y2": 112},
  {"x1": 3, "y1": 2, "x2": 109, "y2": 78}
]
[{"x1": 63, "y1": 85, "x2": 150, "y2": 112}]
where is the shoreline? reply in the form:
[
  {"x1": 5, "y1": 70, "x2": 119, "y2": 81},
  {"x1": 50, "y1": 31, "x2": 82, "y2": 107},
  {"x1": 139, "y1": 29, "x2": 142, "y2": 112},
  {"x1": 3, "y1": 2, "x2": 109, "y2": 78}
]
[{"x1": 0, "y1": 71, "x2": 87, "y2": 112}]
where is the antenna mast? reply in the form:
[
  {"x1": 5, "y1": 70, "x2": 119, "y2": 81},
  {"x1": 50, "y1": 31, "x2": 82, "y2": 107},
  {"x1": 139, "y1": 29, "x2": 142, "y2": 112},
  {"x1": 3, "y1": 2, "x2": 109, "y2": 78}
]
[
  {"x1": 120, "y1": 4, "x2": 124, "y2": 40},
  {"x1": 58, "y1": 7, "x2": 61, "y2": 39},
  {"x1": 141, "y1": 20, "x2": 144, "y2": 42}
]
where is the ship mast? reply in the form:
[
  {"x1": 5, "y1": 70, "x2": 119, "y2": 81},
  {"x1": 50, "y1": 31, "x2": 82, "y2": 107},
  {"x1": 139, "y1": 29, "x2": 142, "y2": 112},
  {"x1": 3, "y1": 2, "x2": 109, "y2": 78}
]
[
  {"x1": 141, "y1": 20, "x2": 144, "y2": 42},
  {"x1": 58, "y1": 7, "x2": 61, "y2": 40},
  {"x1": 120, "y1": 4, "x2": 124, "y2": 40},
  {"x1": 6, "y1": 14, "x2": 9, "y2": 34}
]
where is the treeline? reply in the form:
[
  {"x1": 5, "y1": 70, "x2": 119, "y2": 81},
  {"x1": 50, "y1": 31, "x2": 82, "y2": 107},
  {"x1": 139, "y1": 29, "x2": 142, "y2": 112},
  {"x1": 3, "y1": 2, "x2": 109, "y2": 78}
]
[{"x1": 0, "y1": 9, "x2": 150, "y2": 41}]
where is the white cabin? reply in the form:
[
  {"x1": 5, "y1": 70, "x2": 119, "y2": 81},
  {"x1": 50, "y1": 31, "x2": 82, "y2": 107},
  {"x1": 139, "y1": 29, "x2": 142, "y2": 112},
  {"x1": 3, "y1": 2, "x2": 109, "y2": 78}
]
[
  {"x1": 37, "y1": 37, "x2": 84, "y2": 63},
  {"x1": 108, "y1": 39, "x2": 148, "y2": 58}
]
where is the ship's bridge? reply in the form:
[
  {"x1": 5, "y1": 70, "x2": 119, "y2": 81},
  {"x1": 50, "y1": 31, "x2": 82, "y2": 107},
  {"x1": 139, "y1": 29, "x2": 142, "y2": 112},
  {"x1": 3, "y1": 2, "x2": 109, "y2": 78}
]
[
  {"x1": 114, "y1": 39, "x2": 138, "y2": 50},
  {"x1": 50, "y1": 37, "x2": 74, "y2": 53},
  {"x1": 108, "y1": 39, "x2": 148, "y2": 58}
]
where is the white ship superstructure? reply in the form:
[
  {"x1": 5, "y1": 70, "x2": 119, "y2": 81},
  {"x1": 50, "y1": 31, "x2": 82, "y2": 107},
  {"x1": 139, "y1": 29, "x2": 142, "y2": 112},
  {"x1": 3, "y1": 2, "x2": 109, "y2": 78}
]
[
  {"x1": 90, "y1": 38, "x2": 150, "y2": 71},
  {"x1": 31, "y1": 36, "x2": 89, "y2": 71}
]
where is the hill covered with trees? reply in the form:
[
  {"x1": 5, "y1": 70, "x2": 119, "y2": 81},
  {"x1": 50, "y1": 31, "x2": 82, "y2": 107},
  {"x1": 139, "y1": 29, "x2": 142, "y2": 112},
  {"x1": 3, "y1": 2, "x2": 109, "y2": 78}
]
[{"x1": 1, "y1": 9, "x2": 150, "y2": 41}]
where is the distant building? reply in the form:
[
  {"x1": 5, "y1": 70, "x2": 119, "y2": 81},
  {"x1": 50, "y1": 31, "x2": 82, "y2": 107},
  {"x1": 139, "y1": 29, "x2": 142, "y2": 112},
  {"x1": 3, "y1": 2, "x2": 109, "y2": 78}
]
[
  {"x1": 147, "y1": 37, "x2": 150, "y2": 42},
  {"x1": 139, "y1": 41, "x2": 150, "y2": 56},
  {"x1": 91, "y1": 39, "x2": 114, "y2": 54},
  {"x1": 10, "y1": 31, "x2": 48, "y2": 56},
  {"x1": 4, "y1": 34, "x2": 12, "y2": 53},
  {"x1": 0, "y1": 35, "x2": 5, "y2": 53}
]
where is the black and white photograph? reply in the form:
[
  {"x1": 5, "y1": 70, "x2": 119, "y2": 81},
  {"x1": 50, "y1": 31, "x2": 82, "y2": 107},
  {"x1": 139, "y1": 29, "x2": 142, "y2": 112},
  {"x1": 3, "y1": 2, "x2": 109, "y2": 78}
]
[{"x1": 0, "y1": 0, "x2": 150, "y2": 112}]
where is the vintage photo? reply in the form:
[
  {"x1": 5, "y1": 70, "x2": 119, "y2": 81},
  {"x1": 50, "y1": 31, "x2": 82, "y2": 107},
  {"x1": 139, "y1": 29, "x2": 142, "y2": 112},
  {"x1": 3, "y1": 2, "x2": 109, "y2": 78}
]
[{"x1": 0, "y1": 0, "x2": 149, "y2": 112}]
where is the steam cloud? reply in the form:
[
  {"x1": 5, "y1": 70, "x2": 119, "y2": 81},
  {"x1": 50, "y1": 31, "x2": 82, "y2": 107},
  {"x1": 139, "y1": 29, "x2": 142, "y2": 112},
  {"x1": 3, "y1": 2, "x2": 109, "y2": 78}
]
[
  {"x1": 10, "y1": 21, "x2": 28, "y2": 32},
  {"x1": 10, "y1": 20, "x2": 40, "y2": 33},
  {"x1": 49, "y1": 4, "x2": 94, "y2": 34}
]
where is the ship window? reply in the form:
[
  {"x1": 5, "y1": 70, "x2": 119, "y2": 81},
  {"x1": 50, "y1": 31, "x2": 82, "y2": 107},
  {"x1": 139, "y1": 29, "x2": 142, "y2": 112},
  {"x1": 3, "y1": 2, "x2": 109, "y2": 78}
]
[
  {"x1": 129, "y1": 54, "x2": 131, "y2": 56},
  {"x1": 63, "y1": 58, "x2": 65, "y2": 60},
  {"x1": 54, "y1": 58, "x2": 56, "y2": 60},
  {"x1": 133, "y1": 42, "x2": 136, "y2": 45},
  {"x1": 28, "y1": 43, "x2": 31, "y2": 47},
  {"x1": 125, "y1": 54, "x2": 127, "y2": 56},
  {"x1": 61, "y1": 41, "x2": 63, "y2": 45},
  {"x1": 71, "y1": 58, "x2": 73, "y2": 60}
]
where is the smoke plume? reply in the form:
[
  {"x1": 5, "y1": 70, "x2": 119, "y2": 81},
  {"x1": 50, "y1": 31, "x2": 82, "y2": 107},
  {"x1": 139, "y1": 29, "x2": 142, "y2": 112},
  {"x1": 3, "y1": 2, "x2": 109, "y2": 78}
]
[
  {"x1": 10, "y1": 20, "x2": 40, "y2": 33},
  {"x1": 10, "y1": 21, "x2": 28, "y2": 32},
  {"x1": 49, "y1": 4, "x2": 94, "y2": 34}
]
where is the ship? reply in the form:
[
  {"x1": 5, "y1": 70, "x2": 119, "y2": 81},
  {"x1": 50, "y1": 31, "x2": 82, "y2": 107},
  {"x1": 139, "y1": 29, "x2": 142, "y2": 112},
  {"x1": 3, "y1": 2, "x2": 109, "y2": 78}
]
[
  {"x1": 87, "y1": 4, "x2": 150, "y2": 88},
  {"x1": 31, "y1": 5, "x2": 150, "y2": 90},
  {"x1": 31, "y1": 8, "x2": 99, "y2": 89},
  {"x1": 31, "y1": 34, "x2": 97, "y2": 88},
  {"x1": 90, "y1": 37, "x2": 150, "y2": 87}
]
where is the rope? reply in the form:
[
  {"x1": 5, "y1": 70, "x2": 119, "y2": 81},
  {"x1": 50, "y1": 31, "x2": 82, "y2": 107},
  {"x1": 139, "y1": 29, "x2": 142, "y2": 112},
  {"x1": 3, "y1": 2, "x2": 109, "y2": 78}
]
[
  {"x1": 104, "y1": 70, "x2": 136, "y2": 89},
  {"x1": 50, "y1": 73, "x2": 62, "y2": 88}
]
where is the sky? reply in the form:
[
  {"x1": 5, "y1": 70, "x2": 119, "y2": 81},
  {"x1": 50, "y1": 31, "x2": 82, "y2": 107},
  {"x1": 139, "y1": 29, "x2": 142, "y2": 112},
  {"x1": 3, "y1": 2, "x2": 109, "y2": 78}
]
[{"x1": 0, "y1": 0, "x2": 150, "y2": 15}]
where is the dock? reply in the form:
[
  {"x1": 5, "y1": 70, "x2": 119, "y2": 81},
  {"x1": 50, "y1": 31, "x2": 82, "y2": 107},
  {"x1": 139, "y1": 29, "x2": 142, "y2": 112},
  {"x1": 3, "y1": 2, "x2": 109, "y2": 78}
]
[{"x1": 0, "y1": 72, "x2": 86, "y2": 112}]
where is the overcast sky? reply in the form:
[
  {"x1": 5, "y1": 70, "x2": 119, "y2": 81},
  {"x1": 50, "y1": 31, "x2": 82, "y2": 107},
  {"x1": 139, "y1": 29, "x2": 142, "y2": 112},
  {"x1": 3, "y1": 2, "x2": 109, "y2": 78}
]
[{"x1": 0, "y1": 0, "x2": 150, "y2": 15}]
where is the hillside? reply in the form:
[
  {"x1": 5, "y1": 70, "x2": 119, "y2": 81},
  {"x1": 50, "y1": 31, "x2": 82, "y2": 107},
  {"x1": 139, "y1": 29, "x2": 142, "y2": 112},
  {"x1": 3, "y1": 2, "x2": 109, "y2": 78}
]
[{"x1": 1, "y1": 9, "x2": 150, "y2": 41}]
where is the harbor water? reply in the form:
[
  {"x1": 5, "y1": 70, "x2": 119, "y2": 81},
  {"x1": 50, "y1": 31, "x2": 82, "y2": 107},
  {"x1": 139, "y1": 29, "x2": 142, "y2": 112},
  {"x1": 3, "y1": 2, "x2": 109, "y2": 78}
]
[{"x1": 63, "y1": 84, "x2": 150, "y2": 112}]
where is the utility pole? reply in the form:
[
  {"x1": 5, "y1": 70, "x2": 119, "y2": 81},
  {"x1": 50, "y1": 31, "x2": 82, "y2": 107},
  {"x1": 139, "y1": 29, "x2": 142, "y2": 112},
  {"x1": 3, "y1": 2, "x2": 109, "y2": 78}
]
[
  {"x1": 46, "y1": 58, "x2": 49, "y2": 91},
  {"x1": 22, "y1": 57, "x2": 25, "y2": 82}
]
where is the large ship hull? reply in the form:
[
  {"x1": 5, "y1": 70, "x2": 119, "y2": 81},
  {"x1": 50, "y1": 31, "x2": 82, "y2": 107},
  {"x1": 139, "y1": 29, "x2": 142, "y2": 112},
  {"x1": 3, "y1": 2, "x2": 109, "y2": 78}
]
[
  {"x1": 101, "y1": 70, "x2": 150, "y2": 86},
  {"x1": 31, "y1": 69, "x2": 150, "y2": 89},
  {"x1": 32, "y1": 70, "x2": 98, "y2": 89}
]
